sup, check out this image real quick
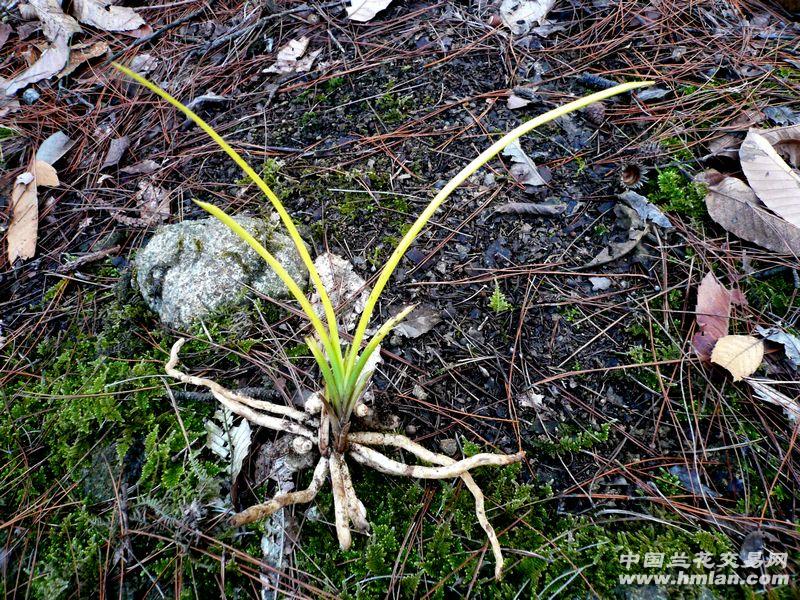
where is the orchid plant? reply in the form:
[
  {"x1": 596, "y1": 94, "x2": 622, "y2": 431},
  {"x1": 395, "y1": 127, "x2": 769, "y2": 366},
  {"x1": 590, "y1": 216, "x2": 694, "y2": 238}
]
[{"x1": 114, "y1": 61, "x2": 650, "y2": 578}]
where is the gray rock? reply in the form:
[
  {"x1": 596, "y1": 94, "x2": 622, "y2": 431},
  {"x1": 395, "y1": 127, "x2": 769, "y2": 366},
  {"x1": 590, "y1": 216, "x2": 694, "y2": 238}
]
[{"x1": 134, "y1": 216, "x2": 307, "y2": 327}]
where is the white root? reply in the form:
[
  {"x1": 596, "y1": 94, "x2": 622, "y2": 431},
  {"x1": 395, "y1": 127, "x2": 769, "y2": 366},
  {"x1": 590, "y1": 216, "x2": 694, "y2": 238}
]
[
  {"x1": 348, "y1": 431, "x2": 515, "y2": 579},
  {"x1": 348, "y1": 443, "x2": 524, "y2": 480},
  {"x1": 166, "y1": 339, "x2": 316, "y2": 440},
  {"x1": 329, "y1": 451, "x2": 352, "y2": 550},
  {"x1": 164, "y1": 345, "x2": 522, "y2": 580},
  {"x1": 230, "y1": 457, "x2": 329, "y2": 526},
  {"x1": 339, "y1": 457, "x2": 370, "y2": 534}
]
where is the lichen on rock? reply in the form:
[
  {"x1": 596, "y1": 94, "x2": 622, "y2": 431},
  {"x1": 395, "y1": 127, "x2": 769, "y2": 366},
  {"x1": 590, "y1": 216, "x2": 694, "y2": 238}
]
[{"x1": 134, "y1": 215, "x2": 307, "y2": 327}]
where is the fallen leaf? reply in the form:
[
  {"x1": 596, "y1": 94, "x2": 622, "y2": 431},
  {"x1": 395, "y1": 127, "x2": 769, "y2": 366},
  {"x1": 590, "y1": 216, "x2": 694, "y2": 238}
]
[
  {"x1": 72, "y1": 0, "x2": 146, "y2": 33},
  {"x1": 755, "y1": 326, "x2": 800, "y2": 369},
  {"x1": 507, "y1": 86, "x2": 539, "y2": 111},
  {"x1": 347, "y1": 0, "x2": 393, "y2": 21},
  {"x1": 27, "y1": 0, "x2": 82, "y2": 43},
  {"x1": 583, "y1": 225, "x2": 647, "y2": 268},
  {"x1": 33, "y1": 159, "x2": 59, "y2": 186},
  {"x1": 3, "y1": 0, "x2": 82, "y2": 94},
  {"x1": 4, "y1": 44, "x2": 71, "y2": 95},
  {"x1": 263, "y1": 37, "x2": 322, "y2": 74},
  {"x1": 704, "y1": 174, "x2": 800, "y2": 255},
  {"x1": 499, "y1": 0, "x2": 555, "y2": 35},
  {"x1": 589, "y1": 276, "x2": 612, "y2": 291},
  {"x1": 507, "y1": 93, "x2": 532, "y2": 110},
  {"x1": 759, "y1": 124, "x2": 800, "y2": 168},
  {"x1": 112, "y1": 180, "x2": 170, "y2": 227},
  {"x1": 502, "y1": 140, "x2": 546, "y2": 187},
  {"x1": 711, "y1": 335, "x2": 764, "y2": 381},
  {"x1": 740, "y1": 129, "x2": 800, "y2": 227},
  {"x1": 129, "y1": 53, "x2": 158, "y2": 75},
  {"x1": 120, "y1": 159, "x2": 159, "y2": 175},
  {"x1": 58, "y1": 40, "x2": 108, "y2": 77},
  {"x1": 619, "y1": 191, "x2": 672, "y2": 229},
  {"x1": 763, "y1": 106, "x2": 799, "y2": 127},
  {"x1": 185, "y1": 93, "x2": 228, "y2": 111},
  {"x1": 494, "y1": 201, "x2": 566, "y2": 216},
  {"x1": 705, "y1": 133, "x2": 741, "y2": 160},
  {"x1": 7, "y1": 131, "x2": 71, "y2": 262},
  {"x1": 0, "y1": 23, "x2": 12, "y2": 51},
  {"x1": 36, "y1": 130, "x2": 74, "y2": 164},
  {"x1": 635, "y1": 87, "x2": 670, "y2": 101},
  {"x1": 8, "y1": 172, "x2": 38, "y2": 263},
  {"x1": 747, "y1": 379, "x2": 800, "y2": 422},
  {"x1": 394, "y1": 305, "x2": 440, "y2": 338},
  {"x1": 101, "y1": 135, "x2": 130, "y2": 169},
  {"x1": 692, "y1": 272, "x2": 733, "y2": 360}
]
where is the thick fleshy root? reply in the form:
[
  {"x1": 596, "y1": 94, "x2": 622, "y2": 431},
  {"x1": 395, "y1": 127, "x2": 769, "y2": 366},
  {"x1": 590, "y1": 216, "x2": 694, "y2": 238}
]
[
  {"x1": 231, "y1": 457, "x2": 329, "y2": 526},
  {"x1": 165, "y1": 338, "x2": 524, "y2": 579},
  {"x1": 348, "y1": 432, "x2": 514, "y2": 580}
]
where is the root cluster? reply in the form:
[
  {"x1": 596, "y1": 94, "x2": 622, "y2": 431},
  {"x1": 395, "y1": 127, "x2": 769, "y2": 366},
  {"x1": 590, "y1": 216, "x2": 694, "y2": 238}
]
[{"x1": 166, "y1": 338, "x2": 524, "y2": 579}]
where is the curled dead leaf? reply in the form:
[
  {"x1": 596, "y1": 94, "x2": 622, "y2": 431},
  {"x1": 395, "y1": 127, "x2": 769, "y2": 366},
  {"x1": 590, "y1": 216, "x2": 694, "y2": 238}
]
[
  {"x1": 582, "y1": 224, "x2": 647, "y2": 268},
  {"x1": 710, "y1": 335, "x2": 764, "y2": 381},
  {"x1": 499, "y1": 0, "x2": 555, "y2": 35},
  {"x1": 263, "y1": 37, "x2": 321, "y2": 74},
  {"x1": 692, "y1": 272, "x2": 733, "y2": 360},
  {"x1": 740, "y1": 130, "x2": 800, "y2": 227},
  {"x1": 502, "y1": 140, "x2": 546, "y2": 187},
  {"x1": 759, "y1": 124, "x2": 800, "y2": 168},
  {"x1": 347, "y1": 0, "x2": 393, "y2": 21},
  {"x1": 72, "y1": 0, "x2": 147, "y2": 33},
  {"x1": 703, "y1": 174, "x2": 800, "y2": 255}
]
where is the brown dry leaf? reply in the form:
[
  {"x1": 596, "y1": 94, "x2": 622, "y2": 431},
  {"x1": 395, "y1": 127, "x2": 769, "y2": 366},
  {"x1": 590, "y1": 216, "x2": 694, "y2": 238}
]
[
  {"x1": 692, "y1": 272, "x2": 732, "y2": 360},
  {"x1": 4, "y1": 43, "x2": 71, "y2": 95},
  {"x1": 346, "y1": 0, "x2": 393, "y2": 21},
  {"x1": 8, "y1": 172, "x2": 38, "y2": 263},
  {"x1": 704, "y1": 174, "x2": 800, "y2": 255},
  {"x1": 502, "y1": 140, "x2": 546, "y2": 187},
  {"x1": 33, "y1": 160, "x2": 59, "y2": 187},
  {"x1": 0, "y1": 22, "x2": 12, "y2": 51},
  {"x1": 72, "y1": 0, "x2": 146, "y2": 33},
  {"x1": 263, "y1": 37, "x2": 321, "y2": 74},
  {"x1": 3, "y1": 0, "x2": 81, "y2": 94},
  {"x1": 711, "y1": 335, "x2": 765, "y2": 381},
  {"x1": 27, "y1": 0, "x2": 82, "y2": 42},
  {"x1": 120, "y1": 159, "x2": 159, "y2": 175},
  {"x1": 7, "y1": 146, "x2": 64, "y2": 263},
  {"x1": 583, "y1": 225, "x2": 648, "y2": 268},
  {"x1": 740, "y1": 130, "x2": 800, "y2": 227},
  {"x1": 759, "y1": 124, "x2": 800, "y2": 168},
  {"x1": 58, "y1": 40, "x2": 108, "y2": 77}
]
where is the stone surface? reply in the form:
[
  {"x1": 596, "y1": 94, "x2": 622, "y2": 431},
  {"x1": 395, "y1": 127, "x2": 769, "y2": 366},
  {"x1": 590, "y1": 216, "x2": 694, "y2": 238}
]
[{"x1": 134, "y1": 216, "x2": 307, "y2": 327}]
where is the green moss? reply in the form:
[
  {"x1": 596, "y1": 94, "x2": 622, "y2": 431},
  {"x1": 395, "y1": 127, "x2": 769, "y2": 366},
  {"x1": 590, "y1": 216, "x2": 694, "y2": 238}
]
[
  {"x1": 535, "y1": 422, "x2": 612, "y2": 456},
  {"x1": 650, "y1": 168, "x2": 706, "y2": 219},
  {"x1": 375, "y1": 91, "x2": 413, "y2": 124},
  {"x1": 746, "y1": 273, "x2": 794, "y2": 319}
]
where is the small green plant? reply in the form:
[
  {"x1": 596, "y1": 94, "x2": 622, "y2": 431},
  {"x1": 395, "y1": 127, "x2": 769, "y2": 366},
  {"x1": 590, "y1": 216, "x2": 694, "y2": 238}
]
[
  {"x1": 651, "y1": 168, "x2": 705, "y2": 218},
  {"x1": 113, "y1": 61, "x2": 651, "y2": 579},
  {"x1": 489, "y1": 280, "x2": 513, "y2": 313}
]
